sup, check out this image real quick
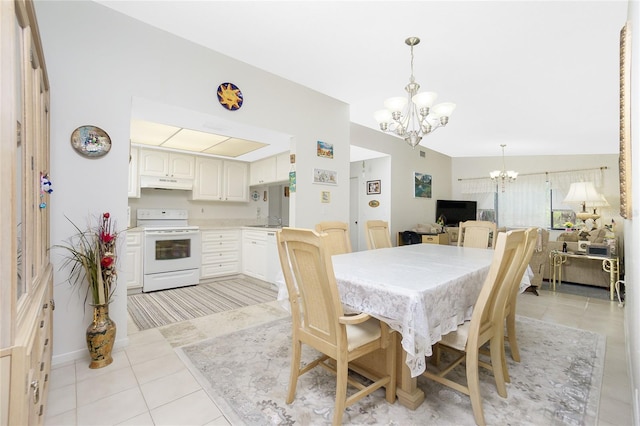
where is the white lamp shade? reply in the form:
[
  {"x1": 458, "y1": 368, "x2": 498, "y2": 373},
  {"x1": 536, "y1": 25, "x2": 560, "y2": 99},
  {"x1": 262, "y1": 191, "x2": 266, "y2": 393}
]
[
  {"x1": 384, "y1": 96, "x2": 408, "y2": 113},
  {"x1": 489, "y1": 170, "x2": 501, "y2": 179},
  {"x1": 412, "y1": 92, "x2": 438, "y2": 108},
  {"x1": 563, "y1": 182, "x2": 601, "y2": 204},
  {"x1": 374, "y1": 109, "x2": 392, "y2": 124},
  {"x1": 587, "y1": 193, "x2": 610, "y2": 207},
  {"x1": 431, "y1": 102, "x2": 456, "y2": 117}
]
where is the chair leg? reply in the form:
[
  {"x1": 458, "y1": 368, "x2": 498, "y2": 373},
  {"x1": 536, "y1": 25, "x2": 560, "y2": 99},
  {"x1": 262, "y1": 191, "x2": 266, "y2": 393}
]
[
  {"x1": 333, "y1": 356, "x2": 348, "y2": 426},
  {"x1": 465, "y1": 351, "x2": 486, "y2": 426},
  {"x1": 506, "y1": 310, "x2": 520, "y2": 362},
  {"x1": 286, "y1": 340, "x2": 301, "y2": 404},
  {"x1": 489, "y1": 337, "x2": 508, "y2": 398}
]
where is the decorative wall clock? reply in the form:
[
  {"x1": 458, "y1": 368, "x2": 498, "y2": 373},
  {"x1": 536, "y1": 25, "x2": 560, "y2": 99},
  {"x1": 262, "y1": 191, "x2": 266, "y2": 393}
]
[
  {"x1": 70, "y1": 125, "x2": 111, "y2": 158},
  {"x1": 217, "y1": 82, "x2": 243, "y2": 110}
]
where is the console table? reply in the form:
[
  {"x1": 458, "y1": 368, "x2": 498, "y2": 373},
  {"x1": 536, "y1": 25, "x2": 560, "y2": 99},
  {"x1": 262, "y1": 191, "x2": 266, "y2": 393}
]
[{"x1": 549, "y1": 250, "x2": 620, "y2": 300}]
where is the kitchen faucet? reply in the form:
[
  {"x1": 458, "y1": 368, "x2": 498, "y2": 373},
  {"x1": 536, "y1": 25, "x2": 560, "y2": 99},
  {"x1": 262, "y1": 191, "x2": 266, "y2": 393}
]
[{"x1": 268, "y1": 215, "x2": 282, "y2": 226}]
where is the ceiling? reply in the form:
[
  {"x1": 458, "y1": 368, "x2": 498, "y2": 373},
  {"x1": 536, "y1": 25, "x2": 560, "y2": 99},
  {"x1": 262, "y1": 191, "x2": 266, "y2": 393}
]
[{"x1": 97, "y1": 0, "x2": 628, "y2": 159}]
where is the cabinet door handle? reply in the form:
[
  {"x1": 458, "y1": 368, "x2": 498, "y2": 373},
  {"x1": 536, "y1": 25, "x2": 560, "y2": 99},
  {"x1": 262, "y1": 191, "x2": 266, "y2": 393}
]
[{"x1": 31, "y1": 380, "x2": 40, "y2": 404}]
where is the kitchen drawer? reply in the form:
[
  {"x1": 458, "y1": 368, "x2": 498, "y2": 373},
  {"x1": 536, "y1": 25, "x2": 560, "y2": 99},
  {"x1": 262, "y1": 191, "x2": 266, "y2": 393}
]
[
  {"x1": 202, "y1": 240, "x2": 239, "y2": 253},
  {"x1": 243, "y1": 229, "x2": 268, "y2": 241},
  {"x1": 201, "y1": 230, "x2": 240, "y2": 242},
  {"x1": 201, "y1": 261, "x2": 240, "y2": 278},
  {"x1": 422, "y1": 234, "x2": 450, "y2": 245},
  {"x1": 202, "y1": 251, "x2": 239, "y2": 265},
  {"x1": 126, "y1": 231, "x2": 142, "y2": 245}
]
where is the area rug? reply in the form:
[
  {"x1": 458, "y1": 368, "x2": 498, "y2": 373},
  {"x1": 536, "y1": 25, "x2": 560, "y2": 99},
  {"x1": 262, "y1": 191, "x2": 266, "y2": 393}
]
[
  {"x1": 177, "y1": 315, "x2": 605, "y2": 426},
  {"x1": 127, "y1": 276, "x2": 278, "y2": 330}
]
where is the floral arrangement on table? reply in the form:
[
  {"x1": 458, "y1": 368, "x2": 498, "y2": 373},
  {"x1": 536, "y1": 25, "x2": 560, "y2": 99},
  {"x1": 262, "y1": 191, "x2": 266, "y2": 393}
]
[
  {"x1": 56, "y1": 212, "x2": 118, "y2": 306},
  {"x1": 563, "y1": 221, "x2": 575, "y2": 229}
]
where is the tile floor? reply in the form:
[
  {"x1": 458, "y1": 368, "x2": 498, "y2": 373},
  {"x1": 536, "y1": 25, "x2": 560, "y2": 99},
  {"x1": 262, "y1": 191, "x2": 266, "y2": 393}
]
[{"x1": 44, "y1": 287, "x2": 633, "y2": 425}]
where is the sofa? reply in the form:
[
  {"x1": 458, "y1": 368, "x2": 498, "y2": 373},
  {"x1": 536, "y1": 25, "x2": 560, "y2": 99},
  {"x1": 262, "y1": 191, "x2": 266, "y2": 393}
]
[{"x1": 542, "y1": 228, "x2": 618, "y2": 288}]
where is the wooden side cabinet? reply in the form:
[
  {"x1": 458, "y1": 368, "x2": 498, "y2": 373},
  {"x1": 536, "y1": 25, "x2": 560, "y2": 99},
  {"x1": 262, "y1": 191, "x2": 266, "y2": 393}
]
[{"x1": 1, "y1": 1, "x2": 53, "y2": 424}]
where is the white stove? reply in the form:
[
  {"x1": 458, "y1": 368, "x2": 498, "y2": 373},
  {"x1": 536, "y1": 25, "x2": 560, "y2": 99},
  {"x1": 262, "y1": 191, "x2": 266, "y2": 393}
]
[{"x1": 137, "y1": 209, "x2": 201, "y2": 292}]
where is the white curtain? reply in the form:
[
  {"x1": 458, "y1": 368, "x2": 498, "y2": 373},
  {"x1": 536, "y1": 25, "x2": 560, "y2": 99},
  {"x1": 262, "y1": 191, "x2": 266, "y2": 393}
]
[{"x1": 459, "y1": 168, "x2": 604, "y2": 228}]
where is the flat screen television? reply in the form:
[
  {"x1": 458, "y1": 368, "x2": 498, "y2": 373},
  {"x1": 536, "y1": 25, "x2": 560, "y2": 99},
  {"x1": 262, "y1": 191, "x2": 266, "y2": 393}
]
[{"x1": 436, "y1": 200, "x2": 477, "y2": 227}]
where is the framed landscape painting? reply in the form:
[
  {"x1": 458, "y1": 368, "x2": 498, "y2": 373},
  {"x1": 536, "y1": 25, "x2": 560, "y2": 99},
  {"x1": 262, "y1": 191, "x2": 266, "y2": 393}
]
[{"x1": 414, "y1": 172, "x2": 432, "y2": 198}]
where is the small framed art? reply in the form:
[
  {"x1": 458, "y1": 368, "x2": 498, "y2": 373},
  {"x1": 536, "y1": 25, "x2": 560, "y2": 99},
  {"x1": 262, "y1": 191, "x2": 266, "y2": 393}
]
[
  {"x1": 321, "y1": 191, "x2": 331, "y2": 203},
  {"x1": 313, "y1": 168, "x2": 337, "y2": 185},
  {"x1": 317, "y1": 141, "x2": 333, "y2": 158},
  {"x1": 414, "y1": 172, "x2": 432, "y2": 198},
  {"x1": 367, "y1": 180, "x2": 381, "y2": 195}
]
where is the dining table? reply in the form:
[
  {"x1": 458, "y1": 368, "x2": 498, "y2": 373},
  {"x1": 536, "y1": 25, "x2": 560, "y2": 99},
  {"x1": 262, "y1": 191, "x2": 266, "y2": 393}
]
[
  {"x1": 332, "y1": 243, "x2": 530, "y2": 409},
  {"x1": 277, "y1": 242, "x2": 531, "y2": 409}
]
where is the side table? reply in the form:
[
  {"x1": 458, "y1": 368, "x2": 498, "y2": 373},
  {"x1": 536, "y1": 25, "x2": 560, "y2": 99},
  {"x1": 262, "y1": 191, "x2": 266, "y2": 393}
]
[{"x1": 549, "y1": 250, "x2": 620, "y2": 300}]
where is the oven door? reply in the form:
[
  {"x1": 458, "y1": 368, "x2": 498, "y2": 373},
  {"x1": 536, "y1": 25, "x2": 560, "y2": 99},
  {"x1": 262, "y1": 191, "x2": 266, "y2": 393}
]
[{"x1": 143, "y1": 229, "x2": 201, "y2": 274}]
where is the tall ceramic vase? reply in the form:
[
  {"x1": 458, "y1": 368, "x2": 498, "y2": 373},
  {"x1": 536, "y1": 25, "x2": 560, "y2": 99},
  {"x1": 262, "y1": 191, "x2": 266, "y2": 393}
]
[{"x1": 86, "y1": 304, "x2": 116, "y2": 369}]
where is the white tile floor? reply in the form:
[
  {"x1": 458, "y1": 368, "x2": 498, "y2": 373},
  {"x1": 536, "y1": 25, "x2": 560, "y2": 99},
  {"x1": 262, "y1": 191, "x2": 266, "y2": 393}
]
[{"x1": 44, "y1": 288, "x2": 633, "y2": 425}]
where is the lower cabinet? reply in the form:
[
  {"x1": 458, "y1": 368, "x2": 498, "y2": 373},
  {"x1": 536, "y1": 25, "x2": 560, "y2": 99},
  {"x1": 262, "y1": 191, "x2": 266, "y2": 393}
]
[
  {"x1": 125, "y1": 230, "x2": 143, "y2": 292},
  {"x1": 243, "y1": 228, "x2": 280, "y2": 284},
  {"x1": 201, "y1": 229, "x2": 241, "y2": 278},
  {"x1": 242, "y1": 229, "x2": 268, "y2": 281}
]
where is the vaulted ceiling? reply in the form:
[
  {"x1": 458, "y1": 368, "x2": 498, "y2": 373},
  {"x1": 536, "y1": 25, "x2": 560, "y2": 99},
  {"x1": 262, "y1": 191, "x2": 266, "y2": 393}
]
[{"x1": 97, "y1": 0, "x2": 628, "y2": 158}]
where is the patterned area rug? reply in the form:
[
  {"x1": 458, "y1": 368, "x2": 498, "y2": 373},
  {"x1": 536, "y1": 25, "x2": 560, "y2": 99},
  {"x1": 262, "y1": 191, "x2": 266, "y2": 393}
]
[
  {"x1": 178, "y1": 316, "x2": 605, "y2": 426},
  {"x1": 127, "y1": 276, "x2": 278, "y2": 330}
]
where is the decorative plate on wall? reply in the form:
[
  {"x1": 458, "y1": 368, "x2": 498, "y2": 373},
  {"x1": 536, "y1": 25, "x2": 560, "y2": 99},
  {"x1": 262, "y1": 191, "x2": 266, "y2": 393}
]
[
  {"x1": 217, "y1": 82, "x2": 243, "y2": 110},
  {"x1": 70, "y1": 125, "x2": 111, "y2": 158}
]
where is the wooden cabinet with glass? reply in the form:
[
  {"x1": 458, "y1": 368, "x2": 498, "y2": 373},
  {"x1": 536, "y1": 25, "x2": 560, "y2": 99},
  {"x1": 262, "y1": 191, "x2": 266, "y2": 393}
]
[{"x1": 1, "y1": 1, "x2": 53, "y2": 424}]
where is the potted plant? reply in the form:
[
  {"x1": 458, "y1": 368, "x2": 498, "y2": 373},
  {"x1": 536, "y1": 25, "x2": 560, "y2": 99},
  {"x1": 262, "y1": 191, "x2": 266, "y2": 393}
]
[{"x1": 56, "y1": 212, "x2": 118, "y2": 368}]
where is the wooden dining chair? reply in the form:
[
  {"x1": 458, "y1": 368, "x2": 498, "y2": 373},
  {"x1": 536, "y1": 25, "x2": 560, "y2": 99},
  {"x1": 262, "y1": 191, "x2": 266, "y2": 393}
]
[
  {"x1": 457, "y1": 220, "x2": 498, "y2": 249},
  {"x1": 365, "y1": 220, "x2": 392, "y2": 250},
  {"x1": 277, "y1": 227, "x2": 397, "y2": 425},
  {"x1": 315, "y1": 221, "x2": 352, "y2": 255},
  {"x1": 501, "y1": 227, "x2": 538, "y2": 375},
  {"x1": 423, "y1": 229, "x2": 527, "y2": 426}
]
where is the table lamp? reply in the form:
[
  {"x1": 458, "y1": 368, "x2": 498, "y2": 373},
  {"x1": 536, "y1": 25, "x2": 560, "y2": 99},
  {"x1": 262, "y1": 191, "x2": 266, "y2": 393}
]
[{"x1": 563, "y1": 182, "x2": 603, "y2": 221}]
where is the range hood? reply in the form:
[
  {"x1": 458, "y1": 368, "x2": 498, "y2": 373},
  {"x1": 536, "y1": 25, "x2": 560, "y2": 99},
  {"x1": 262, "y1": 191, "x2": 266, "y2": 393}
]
[{"x1": 139, "y1": 175, "x2": 194, "y2": 190}]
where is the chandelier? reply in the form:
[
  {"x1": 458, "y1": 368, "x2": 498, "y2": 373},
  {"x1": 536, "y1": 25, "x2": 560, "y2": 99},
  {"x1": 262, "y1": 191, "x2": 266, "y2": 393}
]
[
  {"x1": 490, "y1": 144, "x2": 518, "y2": 192},
  {"x1": 374, "y1": 37, "x2": 456, "y2": 148}
]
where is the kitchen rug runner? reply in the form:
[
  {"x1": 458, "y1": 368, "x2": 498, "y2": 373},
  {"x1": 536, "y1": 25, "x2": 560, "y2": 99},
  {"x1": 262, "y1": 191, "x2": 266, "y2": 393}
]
[
  {"x1": 178, "y1": 315, "x2": 605, "y2": 426},
  {"x1": 127, "y1": 276, "x2": 278, "y2": 330}
]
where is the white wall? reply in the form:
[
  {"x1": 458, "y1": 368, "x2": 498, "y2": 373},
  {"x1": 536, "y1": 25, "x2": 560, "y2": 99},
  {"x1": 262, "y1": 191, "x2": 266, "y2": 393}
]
[
  {"x1": 35, "y1": 1, "x2": 350, "y2": 363},
  {"x1": 350, "y1": 123, "x2": 453, "y2": 242}
]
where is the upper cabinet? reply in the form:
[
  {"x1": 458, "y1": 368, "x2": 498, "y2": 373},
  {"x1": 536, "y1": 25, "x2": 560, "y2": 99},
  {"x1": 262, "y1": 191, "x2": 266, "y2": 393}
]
[
  {"x1": 250, "y1": 156, "x2": 276, "y2": 185},
  {"x1": 138, "y1": 149, "x2": 195, "y2": 179},
  {"x1": 128, "y1": 146, "x2": 140, "y2": 198},
  {"x1": 249, "y1": 152, "x2": 290, "y2": 186},
  {"x1": 192, "y1": 157, "x2": 248, "y2": 202}
]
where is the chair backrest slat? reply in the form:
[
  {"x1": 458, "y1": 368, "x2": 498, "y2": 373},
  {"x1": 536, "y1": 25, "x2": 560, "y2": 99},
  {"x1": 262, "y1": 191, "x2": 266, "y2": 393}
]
[
  {"x1": 315, "y1": 221, "x2": 352, "y2": 255},
  {"x1": 458, "y1": 220, "x2": 498, "y2": 249},
  {"x1": 277, "y1": 228, "x2": 344, "y2": 348},
  {"x1": 365, "y1": 220, "x2": 392, "y2": 250}
]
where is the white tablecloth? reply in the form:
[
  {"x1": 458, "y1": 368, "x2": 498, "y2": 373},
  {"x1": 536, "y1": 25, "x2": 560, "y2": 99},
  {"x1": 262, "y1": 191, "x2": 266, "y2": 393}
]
[{"x1": 277, "y1": 243, "x2": 532, "y2": 377}]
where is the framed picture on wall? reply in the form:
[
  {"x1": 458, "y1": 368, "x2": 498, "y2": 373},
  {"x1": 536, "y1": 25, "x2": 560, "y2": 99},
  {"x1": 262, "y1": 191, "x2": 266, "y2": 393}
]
[
  {"x1": 317, "y1": 140, "x2": 333, "y2": 158},
  {"x1": 367, "y1": 180, "x2": 381, "y2": 195},
  {"x1": 414, "y1": 172, "x2": 432, "y2": 198},
  {"x1": 313, "y1": 168, "x2": 337, "y2": 185},
  {"x1": 321, "y1": 191, "x2": 331, "y2": 203}
]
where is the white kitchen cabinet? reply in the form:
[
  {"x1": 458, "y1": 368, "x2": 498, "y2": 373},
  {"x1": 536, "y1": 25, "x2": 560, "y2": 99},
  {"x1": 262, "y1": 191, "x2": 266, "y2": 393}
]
[
  {"x1": 125, "y1": 230, "x2": 143, "y2": 292},
  {"x1": 128, "y1": 146, "x2": 140, "y2": 198},
  {"x1": 265, "y1": 230, "x2": 281, "y2": 284},
  {"x1": 250, "y1": 152, "x2": 290, "y2": 186},
  {"x1": 242, "y1": 229, "x2": 268, "y2": 281},
  {"x1": 275, "y1": 152, "x2": 291, "y2": 182},
  {"x1": 243, "y1": 228, "x2": 281, "y2": 284},
  {"x1": 138, "y1": 149, "x2": 195, "y2": 179},
  {"x1": 250, "y1": 156, "x2": 276, "y2": 186},
  {"x1": 192, "y1": 157, "x2": 248, "y2": 202},
  {"x1": 201, "y1": 229, "x2": 241, "y2": 278}
]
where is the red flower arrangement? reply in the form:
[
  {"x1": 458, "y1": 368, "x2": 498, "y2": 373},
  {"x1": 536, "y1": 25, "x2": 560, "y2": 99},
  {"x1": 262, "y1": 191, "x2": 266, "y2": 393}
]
[{"x1": 56, "y1": 212, "x2": 119, "y2": 305}]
